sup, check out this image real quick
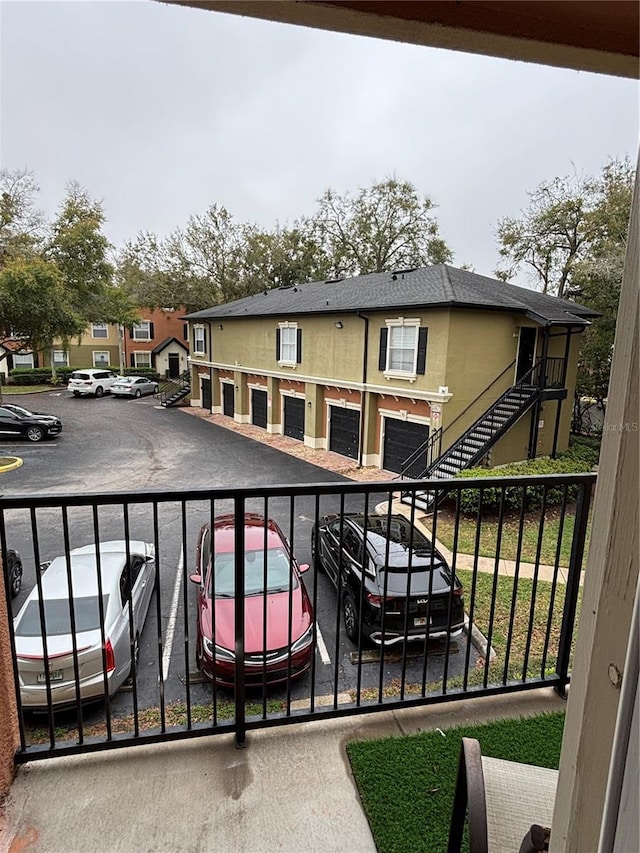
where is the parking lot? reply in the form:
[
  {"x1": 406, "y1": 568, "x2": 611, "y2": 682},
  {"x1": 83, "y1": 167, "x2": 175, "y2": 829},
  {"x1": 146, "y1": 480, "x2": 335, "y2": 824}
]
[{"x1": 1, "y1": 389, "x2": 475, "y2": 728}]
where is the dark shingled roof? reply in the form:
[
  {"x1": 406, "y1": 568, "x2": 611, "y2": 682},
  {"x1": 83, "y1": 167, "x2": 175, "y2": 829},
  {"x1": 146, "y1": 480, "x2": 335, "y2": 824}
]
[
  {"x1": 183, "y1": 264, "x2": 600, "y2": 326},
  {"x1": 151, "y1": 336, "x2": 189, "y2": 355}
]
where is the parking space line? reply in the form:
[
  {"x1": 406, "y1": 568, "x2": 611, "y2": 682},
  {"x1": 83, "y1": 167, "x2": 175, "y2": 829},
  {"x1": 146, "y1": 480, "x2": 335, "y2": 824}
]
[
  {"x1": 162, "y1": 549, "x2": 184, "y2": 681},
  {"x1": 315, "y1": 623, "x2": 331, "y2": 665}
]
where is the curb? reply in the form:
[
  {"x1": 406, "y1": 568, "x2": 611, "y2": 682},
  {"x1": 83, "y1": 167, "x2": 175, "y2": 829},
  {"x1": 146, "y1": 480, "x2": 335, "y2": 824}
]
[{"x1": 0, "y1": 456, "x2": 23, "y2": 474}]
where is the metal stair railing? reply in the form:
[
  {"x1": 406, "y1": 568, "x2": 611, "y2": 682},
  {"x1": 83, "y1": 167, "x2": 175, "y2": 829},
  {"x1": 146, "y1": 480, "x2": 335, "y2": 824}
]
[
  {"x1": 158, "y1": 369, "x2": 191, "y2": 407},
  {"x1": 400, "y1": 360, "x2": 516, "y2": 480}
]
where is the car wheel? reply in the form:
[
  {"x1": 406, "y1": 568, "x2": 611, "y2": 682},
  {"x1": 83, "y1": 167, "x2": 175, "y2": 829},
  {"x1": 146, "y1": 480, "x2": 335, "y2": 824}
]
[
  {"x1": 311, "y1": 530, "x2": 324, "y2": 572},
  {"x1": 134, "y1": 389, "x2": 142, "y2": 398},
  {"x1": 343, "y1": 591, "x2": 360, "y2": 643},
  {"x1": 153, "y1": 384, "x2": 159, "y2": 394},
  {"x1": 8, "y1": 553, "x2": 22, "y2": 598},
  {"x1": 72, "y1": 390, "x2": 80, "y2": 398},
  {"x1": 26, "y1": 426, "x2": 44, "y2": 442},
  {"x1": 94, "y1": 386, "x2": 104, "y2": 398}
]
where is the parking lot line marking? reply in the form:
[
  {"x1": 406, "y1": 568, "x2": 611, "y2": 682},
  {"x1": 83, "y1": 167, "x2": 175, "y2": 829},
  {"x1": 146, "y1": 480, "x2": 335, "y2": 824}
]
[
  {"x1": 315, "y1": 623, "x2": 331, "y2": 665},
  {"x1": 162, "y1": 549, "x2": 184, "y2": 682}
]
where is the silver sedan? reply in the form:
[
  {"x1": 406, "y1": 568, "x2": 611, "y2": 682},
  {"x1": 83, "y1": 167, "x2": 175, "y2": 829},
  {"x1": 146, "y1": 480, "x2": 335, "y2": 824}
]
[
  {"x1": 111, "y1": 375, "x2": 159, "y2": 398},
  {"x1": 13, "y1": 540, "x2": 156, "y2": 709}
]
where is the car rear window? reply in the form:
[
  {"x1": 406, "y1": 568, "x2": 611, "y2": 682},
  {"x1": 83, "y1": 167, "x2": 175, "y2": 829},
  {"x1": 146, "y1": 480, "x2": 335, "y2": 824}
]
[
  {"x1": 71, "y1": 372, "x2": 90, "y2": 380},
  {"x1": 16, "y1": 595, "x2": 109, "y2": 637}
]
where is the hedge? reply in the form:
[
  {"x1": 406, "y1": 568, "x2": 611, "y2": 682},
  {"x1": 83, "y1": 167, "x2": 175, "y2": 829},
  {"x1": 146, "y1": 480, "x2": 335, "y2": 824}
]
[
  {"x1": 450, "y1": 444, "x2": 597, "y2": 515},
  {"x1": 8, "y1": 368, "x2": 53, "y2": 386}
]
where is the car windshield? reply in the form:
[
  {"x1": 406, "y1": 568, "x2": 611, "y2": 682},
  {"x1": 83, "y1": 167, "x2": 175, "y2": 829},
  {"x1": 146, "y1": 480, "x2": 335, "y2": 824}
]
[
  {"x1": 210, "y1": 549, "x2": 298, "y2": 597},
  {"x1": 16, "y1": 595, "x2": 109, "y2": 637},
  {"x1": 3, "y1": 404, "x2": 33, "y2": 418}
]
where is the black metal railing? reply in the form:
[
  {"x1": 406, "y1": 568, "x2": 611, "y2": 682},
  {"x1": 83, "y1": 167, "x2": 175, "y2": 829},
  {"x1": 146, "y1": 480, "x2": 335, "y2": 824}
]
[
  {"x1": 1, "y1": 472, "x2": 594, "y2": 762},
  {"x1": 158, "y1": 370, "x2": 191, "y2": 407}
]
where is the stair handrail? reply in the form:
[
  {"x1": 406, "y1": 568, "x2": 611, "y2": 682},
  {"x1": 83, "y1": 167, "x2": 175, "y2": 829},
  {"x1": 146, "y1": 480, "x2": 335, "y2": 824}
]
[
  {"x1": 400, "y1": 359, "x2": 516, "y2": 478},
  {"x1": 159, "y1": 369, "x2": 191, "y2": 405}
]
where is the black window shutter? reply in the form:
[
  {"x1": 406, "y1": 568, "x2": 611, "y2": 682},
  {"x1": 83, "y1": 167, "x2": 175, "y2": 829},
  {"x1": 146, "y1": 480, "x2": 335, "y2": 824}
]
[
  {"x1": 7, "y1": 354, "x2": 13, "y2": 370},
  {"x1": 130, "y1": 354, "x2": 135, "y2": 368},
  {"x1": 416, "y1": 328, "x2": 428, "y2": 375},
  {"x1": 296, "y1": 329, "x2": 302, "y2": 364},
  {"x1": 33, "y1": 353, "x2": 39, "y2": 367},
  {"x1": 149, "y1": 322, "x2": 154, "y2": 339},
  {"x1": 203, "y1": 330, "x2": 207, "y2": 355},
  {"x1": 151, "y1": 353, "x2": 156, "y2": 368},
  {"x1": 128, "y1": 327, "x2": 134, "y2": 339},
  {"x1": 378, "y1": 328, "x2": 388, "y2": 371},
  {"x1": 276, "y1": 328, "x2": 281, "y2": 360},
  {"x1": 183, "y1": 324, "x2": 188, "y2": 341},
  {"x1": 193, "y1": 329, "x2": 197, "y2": 351}
]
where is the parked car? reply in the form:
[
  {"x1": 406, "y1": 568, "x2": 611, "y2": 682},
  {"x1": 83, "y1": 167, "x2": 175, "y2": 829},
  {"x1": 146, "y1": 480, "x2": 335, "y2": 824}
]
[
  {"x1": 13, "y1": 540, "x2": 156, "y2": 709},
  {"x1": 4, "y1": 548, "x2": 23, "y2": 598},
  {"x1": 0, "y1": 403, "x2": 63, "y2": 442},
  {"x1": 111, "y1": 376, "x2": 159, "y2": 399},
  {"x1": 68, "y1": 369, "x2": 120, "y2": 398},
  {"x1": 190, "y1": 513, "x2": 314, "y2": 687},
  {"x1": 312, "y1": 512, "x2": 464, "y2": 646}
]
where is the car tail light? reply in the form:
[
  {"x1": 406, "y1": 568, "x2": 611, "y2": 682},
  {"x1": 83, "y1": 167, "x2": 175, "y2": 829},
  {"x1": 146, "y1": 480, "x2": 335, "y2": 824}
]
[
  {"x1": 453, "y1": 586, "x2": 464, "y2": 597},
  {"x1": 104, "y1": 639, "x2": 116, "y2": 672},
  {"x1": 367, "y1": 593, "x2": 383, "y2": 607},
  {"x1": 367, "y1": 593, "x2": 401, "y2": 612}
]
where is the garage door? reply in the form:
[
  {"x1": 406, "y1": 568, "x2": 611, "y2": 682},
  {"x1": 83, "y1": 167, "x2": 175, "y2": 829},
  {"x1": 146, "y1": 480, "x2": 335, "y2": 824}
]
[
  {"x1": 383, "y1": 419, "x2": 429, "y2": 474},
  {"x1": 283, "y1": 396, "x2": 305, "y2": 441},
  {"x1": 329, "y1": 406, "x2": 360, "y2": 460},
  {"x1": 201, "y1": 378, "x2": 212, "y2": 412},
  {"x1": 222, "y1": 383, "x2": 234, "y2": 418},
  {"x1": 252, "y1": 389, "x2": 267, "y2": 429}
]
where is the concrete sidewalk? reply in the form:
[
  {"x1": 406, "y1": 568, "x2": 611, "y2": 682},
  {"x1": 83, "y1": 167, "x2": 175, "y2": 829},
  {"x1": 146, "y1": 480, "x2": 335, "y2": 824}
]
[{"x1": 0, "y1": 690, "x2": 566, "y2": 853}]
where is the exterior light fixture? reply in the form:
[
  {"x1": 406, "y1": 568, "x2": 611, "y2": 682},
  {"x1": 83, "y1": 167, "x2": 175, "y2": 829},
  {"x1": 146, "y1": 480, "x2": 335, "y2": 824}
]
[
  {"x1": 334, "y1": 321, "x2": 343, "y2": 329},
  {"x1": 218, "y1": 324, "x2": 224, "y2": 330}
]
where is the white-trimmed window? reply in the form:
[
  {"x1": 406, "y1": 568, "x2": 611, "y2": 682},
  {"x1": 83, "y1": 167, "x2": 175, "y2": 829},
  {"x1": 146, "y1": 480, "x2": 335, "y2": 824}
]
[
  {"x1": 379, "y1": 319, "x2": 427, "y2": 379},
  {"x1": 13, "y1": 353, "x2": 34, "y2": 368},
  {"x1": 277, "y1": 323, "x2": 301, "y2": 366},
  {"x1": 132, "y1": 321, "x2": 152, "y2": 341},
  {"x1": 53, "y1": 350, "x2": 68, "y2": 366},
  {"x1": 91, "y1": 323, "x2": 108, "y2": 339},
  {"x1": 193, "y1": 325, "x2": 206, "y2": 355},
  {"x1": 133, "y1": 351, "x2": 152, "y2": 369},
  {"x1": 92, "y1": 351, "x2": 110, "y2": 367}
]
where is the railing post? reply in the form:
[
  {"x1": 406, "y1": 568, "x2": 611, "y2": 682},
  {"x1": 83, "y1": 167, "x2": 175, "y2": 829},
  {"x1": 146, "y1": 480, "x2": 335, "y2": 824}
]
[
  {"x1": 555, "y1": 476, "x2": 594, "y2": 696},
  {"x1": 234, "y1": 495, "x2": 247, "y2": 747}
]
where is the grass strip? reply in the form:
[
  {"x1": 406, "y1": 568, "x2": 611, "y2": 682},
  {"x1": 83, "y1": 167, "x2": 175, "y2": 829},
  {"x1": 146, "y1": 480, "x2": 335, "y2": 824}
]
[{"x1": 347, "y1": 711, "x2": 565, "y2": 853}]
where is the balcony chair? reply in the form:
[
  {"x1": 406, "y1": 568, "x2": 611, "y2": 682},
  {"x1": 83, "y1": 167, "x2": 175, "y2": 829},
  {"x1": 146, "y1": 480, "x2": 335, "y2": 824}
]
[{"x1": 447, "y1": 737, "x2": 558, "y2": 853}]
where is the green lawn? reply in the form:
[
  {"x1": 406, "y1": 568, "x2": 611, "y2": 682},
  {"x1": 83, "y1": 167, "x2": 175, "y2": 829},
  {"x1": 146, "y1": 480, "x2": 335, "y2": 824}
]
[
  {"x1": 347, "y1": 711, "x2": 565, "y2": 853},
  {"x1": 1, "y1": 384, "x2": 52, "y2": 394},
  {"x1": 435, "y1": 507, "x2": 592, "y2": 567}
]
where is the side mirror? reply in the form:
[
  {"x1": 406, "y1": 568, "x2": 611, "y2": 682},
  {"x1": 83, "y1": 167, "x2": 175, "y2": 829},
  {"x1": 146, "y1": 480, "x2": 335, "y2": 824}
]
[
  {"x1": 299, "y1": 563, "x2": 310, "y2": 573},
  {"x1": 40, "y1": 561, "x2": 51, "y2": 572},
  {"x1": 189, "y1": 572, "x2": 202, "y2": 585}
]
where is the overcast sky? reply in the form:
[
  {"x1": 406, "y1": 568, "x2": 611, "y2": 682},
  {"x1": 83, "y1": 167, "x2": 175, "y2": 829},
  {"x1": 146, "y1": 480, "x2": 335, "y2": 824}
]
[{"x1": 1, "y1": 1, "x2": 638, "y2": 285}]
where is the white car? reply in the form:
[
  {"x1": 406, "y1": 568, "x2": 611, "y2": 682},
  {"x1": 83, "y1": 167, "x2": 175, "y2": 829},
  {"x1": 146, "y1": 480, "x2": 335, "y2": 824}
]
[
  {"x1": 13, "y1": 540, "x2": 156, "y2": 709},
  {"x1": 68, "y1": 369, "x2": 121, "y2": 398}
]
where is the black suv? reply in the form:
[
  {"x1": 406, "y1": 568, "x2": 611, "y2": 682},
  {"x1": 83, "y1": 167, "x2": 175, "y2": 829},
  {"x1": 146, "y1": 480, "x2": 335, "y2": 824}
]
[{"x1": 312, "y1": 513, "x2": 464, "y2": 646}]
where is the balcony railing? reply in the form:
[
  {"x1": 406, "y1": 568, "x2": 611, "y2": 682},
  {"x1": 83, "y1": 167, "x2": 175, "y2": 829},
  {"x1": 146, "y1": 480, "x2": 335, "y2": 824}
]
[{"x1": 1, "y1": 472, "x2": 594, "y2": 762}]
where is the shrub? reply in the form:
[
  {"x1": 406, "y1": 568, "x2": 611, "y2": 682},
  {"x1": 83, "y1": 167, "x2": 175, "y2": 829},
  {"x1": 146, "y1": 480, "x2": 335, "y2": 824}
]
[
  {"x1": 451, "y1": 454, "x2": 594, "y2": 515},
  {"x1": 8, "y1": 367, "x2": 52, "y2": 386},
  {"x1": 122, "y1": 367, "x2": 160, "y2": 380}
]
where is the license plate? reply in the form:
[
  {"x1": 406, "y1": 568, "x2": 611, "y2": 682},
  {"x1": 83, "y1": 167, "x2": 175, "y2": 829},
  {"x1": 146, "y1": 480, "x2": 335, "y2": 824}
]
[
  {"x1": 414, "y1": 617, "x2": 430, "y2": 627},
  {"x1": 37, "y1": 670, "x2": 63, "y2": 683}
]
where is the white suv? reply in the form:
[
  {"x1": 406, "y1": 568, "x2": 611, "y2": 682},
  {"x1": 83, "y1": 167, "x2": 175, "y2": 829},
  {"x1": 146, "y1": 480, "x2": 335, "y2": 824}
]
[{"x1": 68, "y1": 369, "x2": 121, "y2": 398}]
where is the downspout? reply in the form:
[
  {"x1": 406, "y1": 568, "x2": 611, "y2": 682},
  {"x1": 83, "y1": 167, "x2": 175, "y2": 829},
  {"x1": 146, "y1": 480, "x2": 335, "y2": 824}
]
[{"x1": 357, "y1": 312, "x2": 369, "y2": 468}]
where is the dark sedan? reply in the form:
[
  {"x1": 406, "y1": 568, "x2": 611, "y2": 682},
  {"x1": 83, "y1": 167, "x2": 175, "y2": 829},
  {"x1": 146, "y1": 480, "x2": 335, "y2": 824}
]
[
  {"x1": 190, "y1": 513, "x2": 314, "y2": 687},
  {"x1": 312, "y1": 512, "x2": 464, "y2": 646},
  {"x1": 0, "y1": 403, "x2": 63, "y2": 442}
]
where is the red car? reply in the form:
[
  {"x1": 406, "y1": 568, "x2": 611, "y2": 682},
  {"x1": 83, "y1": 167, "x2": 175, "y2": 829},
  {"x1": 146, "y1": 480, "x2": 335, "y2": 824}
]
[{"x1": 190, "y1": 514, "x2": 314, "y2": 687}]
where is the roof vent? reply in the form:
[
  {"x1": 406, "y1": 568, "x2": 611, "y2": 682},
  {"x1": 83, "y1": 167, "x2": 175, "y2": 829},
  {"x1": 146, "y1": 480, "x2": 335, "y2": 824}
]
[
  {"x1": 278, "y1": 284, "x2": 294, "y2": 291},
  {"x1": 391, "y1": 267, "x2": 417, "y2": 277},
  {"x1": 324, "y1": 277, "x2": 344, "y2": 284}
]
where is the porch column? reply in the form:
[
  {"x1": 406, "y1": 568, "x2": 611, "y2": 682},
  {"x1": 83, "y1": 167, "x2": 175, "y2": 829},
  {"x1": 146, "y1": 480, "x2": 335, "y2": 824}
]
[
  {"x1": 360, "y1": 391, "x2": 378, "y2": 468},
  {"x1": 304, "y1": 382, "x2": 323, "y2": 449},
  {"x1": 551, "y1": 158, "x2": 639, "y2": 851},
  {"x1": 0, "y1": 558, "x2": 19, "y2": 798},
  {"x1": 211, "y1": 367, "x2": 221, "y2": 413}
]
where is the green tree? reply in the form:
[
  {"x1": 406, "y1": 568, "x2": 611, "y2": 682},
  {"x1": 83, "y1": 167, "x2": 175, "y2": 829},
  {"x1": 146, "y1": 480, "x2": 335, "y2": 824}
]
[
  {"x1": 240, "y1": 221, "x2": 330, "y2": 292},
  {"x1": 495, "y1": 158, "x2": 634, "y2": 430},
  {"x1": 312, "y1": 177, "x2": 453, "y2": 277},
  {"x1": 0, "y1": 168, "x2": 45, "y2": 266},
  {"x1": 0, "y1": 257, "x2": 84, "y2": 352}
]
